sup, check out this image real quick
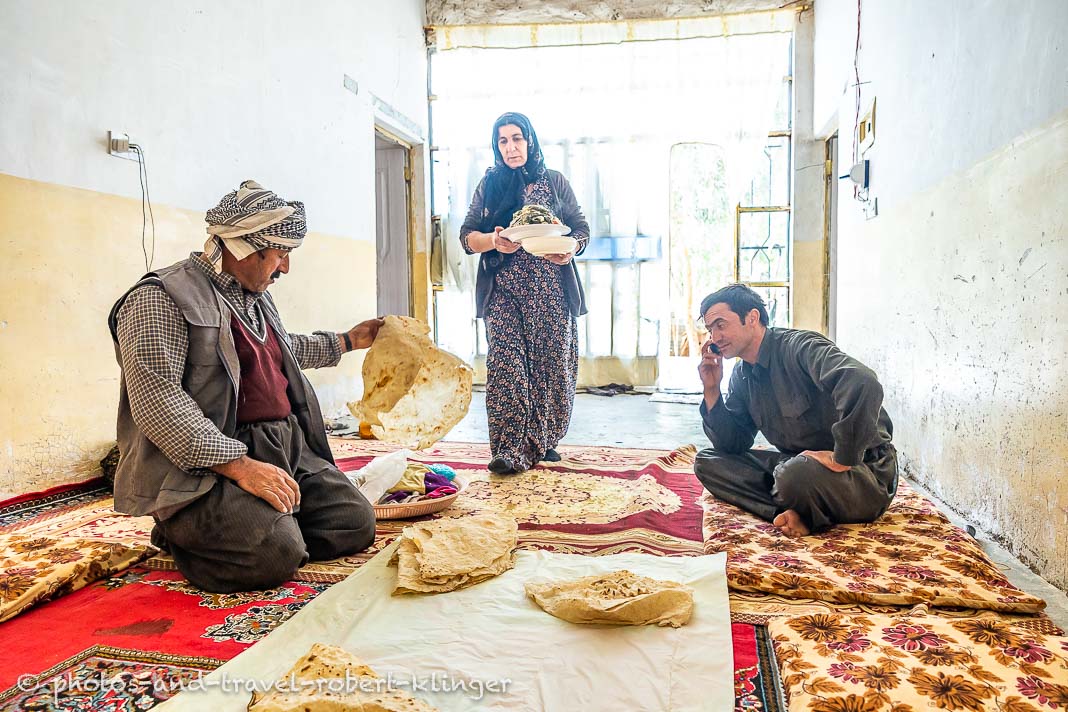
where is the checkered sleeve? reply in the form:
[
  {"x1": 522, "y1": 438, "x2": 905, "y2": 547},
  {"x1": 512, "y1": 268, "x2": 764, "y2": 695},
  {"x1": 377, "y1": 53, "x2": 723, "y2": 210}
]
[
  {"x1": 115, "y1": 286, "x2": 247, "y2": 472},
  {"x1": 288, "y1": 331, "x2": 343, "y2": 369}
]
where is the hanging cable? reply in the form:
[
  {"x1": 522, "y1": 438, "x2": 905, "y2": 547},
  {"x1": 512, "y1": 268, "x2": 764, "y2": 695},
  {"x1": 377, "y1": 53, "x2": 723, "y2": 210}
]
[
  {"x1": 852, "y1": 0, "x2": 863, "y2": 199},
  {"x1": 129, "y1": 144, "x2": 156, "y2": 271}
]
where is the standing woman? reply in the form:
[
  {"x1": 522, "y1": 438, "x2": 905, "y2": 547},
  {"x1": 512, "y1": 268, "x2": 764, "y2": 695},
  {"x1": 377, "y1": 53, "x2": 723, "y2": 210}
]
[{"x1": 460, "y1": 112, "x2": 590, "y2": 474}]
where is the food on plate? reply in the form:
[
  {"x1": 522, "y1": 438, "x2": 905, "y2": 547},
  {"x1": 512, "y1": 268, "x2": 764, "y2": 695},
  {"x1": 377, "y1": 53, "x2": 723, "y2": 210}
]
[{"x1": 509, "y1": 204, "x2": 562, "y2": 227}]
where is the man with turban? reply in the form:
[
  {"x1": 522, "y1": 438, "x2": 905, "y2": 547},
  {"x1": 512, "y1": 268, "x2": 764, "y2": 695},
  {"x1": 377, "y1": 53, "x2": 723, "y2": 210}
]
[{"x1": 108, "y1": 180, "x2": 381, "y2": 593}]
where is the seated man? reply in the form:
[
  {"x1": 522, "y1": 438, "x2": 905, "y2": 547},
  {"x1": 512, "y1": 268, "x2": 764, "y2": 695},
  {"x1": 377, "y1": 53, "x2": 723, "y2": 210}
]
[
  {"x1": 694, "y1": 284, "x2": 897, "y2": 537},
  {"x1": 108, "y1": 179, "x2": 382, "y2": 592}
]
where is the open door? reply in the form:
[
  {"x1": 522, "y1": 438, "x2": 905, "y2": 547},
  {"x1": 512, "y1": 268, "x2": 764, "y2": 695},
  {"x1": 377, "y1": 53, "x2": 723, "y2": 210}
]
[{"x1": 375, "y1": 130, "x2": 413, "y2": 317}]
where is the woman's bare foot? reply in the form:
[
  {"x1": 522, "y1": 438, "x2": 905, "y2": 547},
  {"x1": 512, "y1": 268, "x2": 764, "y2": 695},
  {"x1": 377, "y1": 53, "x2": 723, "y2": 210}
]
[{"x1": 773, "y1": 510, "x2": 810, "y2": 538}]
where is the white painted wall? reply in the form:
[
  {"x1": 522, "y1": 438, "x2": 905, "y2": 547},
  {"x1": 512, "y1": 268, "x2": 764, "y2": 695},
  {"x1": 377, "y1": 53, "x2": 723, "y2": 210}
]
[
  {"x1": 812, "y1": 0, "x2": 1068, "y2": 590},
  {"x1": 814, "y1": 0, "x2": 1068, "y2": 203},
  {"x1": 793, "y1": 9, "x2": 821, "y2": 240},
  {"x1": 0, "y1": 0, "x2": 427, "y2": 239},
  {"x1": 0, "y1": 0, "x2": 428, "y2": 495},
  {"x1": 790, "y1": 8, "x2": 828, "y2": 332}
]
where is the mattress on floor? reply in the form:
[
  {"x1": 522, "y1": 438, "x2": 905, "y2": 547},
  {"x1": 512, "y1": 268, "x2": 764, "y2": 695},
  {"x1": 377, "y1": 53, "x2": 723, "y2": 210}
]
[
  {"x1": 702, "y1": 480, "x2": 1046, "y2": 614},
  {"x1": 769, "y1": 608, "x2": 1068, "y2": 711}
]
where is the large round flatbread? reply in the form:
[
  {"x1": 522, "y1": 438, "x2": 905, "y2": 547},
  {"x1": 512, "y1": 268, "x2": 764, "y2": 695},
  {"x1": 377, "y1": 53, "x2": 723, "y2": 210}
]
[
  {"x1": 248, "y1": 643, "x2": 438, "y2": 711},
  {"x1": 525, "y1": 570, "x2": 694, "y2": 628},
  {"x1": 349, "y1": 316, "x2": 473, "y2": 450}
]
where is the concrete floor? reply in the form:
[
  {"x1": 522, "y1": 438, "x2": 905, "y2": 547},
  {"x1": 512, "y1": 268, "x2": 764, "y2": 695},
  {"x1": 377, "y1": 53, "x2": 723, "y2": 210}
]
[
  {"x1": 442, "y1": 390, "x2": 710, "y2": 451},
  {"x1": 430, "y1": 390, "x2": 1068, "y2": 628}
]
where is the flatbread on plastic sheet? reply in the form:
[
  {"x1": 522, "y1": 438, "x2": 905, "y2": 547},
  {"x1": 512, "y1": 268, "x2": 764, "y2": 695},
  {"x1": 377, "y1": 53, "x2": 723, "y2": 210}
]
[
  {"x1": 348, "y1": 316, "x2": 473, "y2": 450},
  {"x1": 525, "y1": 570, "x2": 694, "y2": 628},
  {"x1": 392, "y1": 539, "x2": 515, "y2": 595},
  {"x1": 247, "y1": 643, "x2": 438, "y2": 711},
  {"x1": 390, "y1": 514, "x2": 519, "y2": 595}
]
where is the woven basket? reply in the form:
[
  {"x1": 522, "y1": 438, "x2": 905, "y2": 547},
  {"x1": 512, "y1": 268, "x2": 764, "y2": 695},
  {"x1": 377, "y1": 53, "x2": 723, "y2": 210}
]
[{"x1": 372, "y1": 475, "x2": 468, "y2": 520}]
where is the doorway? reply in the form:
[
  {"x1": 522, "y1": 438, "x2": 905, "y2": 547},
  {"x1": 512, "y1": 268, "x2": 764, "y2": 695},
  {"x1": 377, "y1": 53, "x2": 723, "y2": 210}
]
[{"x1": 375, "y1": 129, "x2": 413, "y2": 317}]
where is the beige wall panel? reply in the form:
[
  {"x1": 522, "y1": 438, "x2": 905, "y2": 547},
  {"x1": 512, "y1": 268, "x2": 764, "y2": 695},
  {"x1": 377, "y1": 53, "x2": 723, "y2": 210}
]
[
  {"x1": 835, "y1": 113, "x2": 1068, "y2": 590},
  {"x1": 270, "y1": 236, "x2": 378, "y2": 416},
  {"x1": 792, "y1": 239, "x2": 825, "y2": 333},
  {"x1": 0, "y1": 175, "x2": 377, "y2": 494}
]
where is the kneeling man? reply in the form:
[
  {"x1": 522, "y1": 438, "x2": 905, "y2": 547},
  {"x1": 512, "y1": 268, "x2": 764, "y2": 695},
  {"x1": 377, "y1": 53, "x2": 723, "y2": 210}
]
[
  {"x1": 694, "y1": 284, "x2": 897, "y2": 537},
  {"x1": 109, "y1": 180, "x2": 381, "y2": 592}
]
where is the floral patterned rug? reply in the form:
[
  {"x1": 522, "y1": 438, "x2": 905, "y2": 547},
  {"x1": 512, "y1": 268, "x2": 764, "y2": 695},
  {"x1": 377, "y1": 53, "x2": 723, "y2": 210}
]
[
  {"x1": 769, "y1": 609, "x2": 1068, "y2": 711},
  {"x1": 0, "y1": 440, "x2": 783, "y2": 711},
  {"x1": 0, "y1": 532, "x2": 153, "y2": 623},
  {"x1": 702, "y1": 481, "x2": 1047, "y2": 615}
]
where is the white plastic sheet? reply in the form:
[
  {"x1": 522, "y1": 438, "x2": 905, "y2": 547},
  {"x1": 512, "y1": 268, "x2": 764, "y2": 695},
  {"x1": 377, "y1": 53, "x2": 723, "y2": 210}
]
[{"x1": 159, "y1": 547, "x2": 733, "y2": 711}]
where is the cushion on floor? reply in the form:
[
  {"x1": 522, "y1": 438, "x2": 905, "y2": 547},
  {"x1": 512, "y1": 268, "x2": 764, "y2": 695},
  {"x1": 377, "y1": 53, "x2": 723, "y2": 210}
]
[
  {"x1": 702, "y1": 480, "x2": 1046, "y2": 614},
  {"x1": 0, "y1": 533, "x2": 154, "y2": 623},
  {"x1": 769, "y1": 609, "x2": 1068, "y2": 712}
]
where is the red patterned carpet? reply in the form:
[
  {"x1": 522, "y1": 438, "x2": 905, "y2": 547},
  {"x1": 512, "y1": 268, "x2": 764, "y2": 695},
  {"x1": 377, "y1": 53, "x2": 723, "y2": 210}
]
[{"x1": 0, "y1": 441, "x2": 783, "y2": 711}]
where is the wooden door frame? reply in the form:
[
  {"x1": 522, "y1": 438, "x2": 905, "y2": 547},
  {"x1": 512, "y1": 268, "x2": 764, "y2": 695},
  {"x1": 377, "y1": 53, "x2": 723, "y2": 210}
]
[{"x1": 373, "y1": 118, "x2": 431, "y2": 325}]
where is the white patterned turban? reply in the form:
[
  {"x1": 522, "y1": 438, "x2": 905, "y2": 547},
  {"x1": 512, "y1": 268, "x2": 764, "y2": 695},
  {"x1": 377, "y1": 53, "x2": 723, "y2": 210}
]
[{"x1": 203, "y1": 180, "x2": 306, "y2": 272}]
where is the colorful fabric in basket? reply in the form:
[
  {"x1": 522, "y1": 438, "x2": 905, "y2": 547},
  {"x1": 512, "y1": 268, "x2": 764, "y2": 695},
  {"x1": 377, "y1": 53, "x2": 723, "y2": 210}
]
[{"x1": 380, "y1": 468, "x2": 457, "y2": 504}]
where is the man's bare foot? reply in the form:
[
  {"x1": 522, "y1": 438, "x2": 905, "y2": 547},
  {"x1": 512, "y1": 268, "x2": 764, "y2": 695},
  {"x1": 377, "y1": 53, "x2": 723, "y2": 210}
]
[{"x1": 773, "y1": 510, "x2": 810, "y2": 538}]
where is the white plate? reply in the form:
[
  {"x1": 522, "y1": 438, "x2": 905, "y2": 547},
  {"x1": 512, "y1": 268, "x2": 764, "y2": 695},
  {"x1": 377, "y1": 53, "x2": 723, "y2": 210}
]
[
  {"x1": 500, "y1": 223, "x2": 571, "y2": 241},
  {"x1": 521, "y1": 235, "x2": 578, "y2": 257}
]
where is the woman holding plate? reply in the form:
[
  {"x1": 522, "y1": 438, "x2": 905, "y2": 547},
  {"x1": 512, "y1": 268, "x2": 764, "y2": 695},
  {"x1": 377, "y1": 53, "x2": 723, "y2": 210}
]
[{"x1": 459, "y1": 111, "x2": 590, "y2": 474}]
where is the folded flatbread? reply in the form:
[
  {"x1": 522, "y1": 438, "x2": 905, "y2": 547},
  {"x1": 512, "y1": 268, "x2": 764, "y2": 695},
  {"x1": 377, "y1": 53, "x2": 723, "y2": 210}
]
[
  {"x1": 390, "y1": 514, "x2": 518, "y2": 595},
  {"x1": 349, "y1": 316, "x2": 473, "y2": 450},
  {"x1": 248, "y1": 643, "x2": 438, "y2": 711},
  {"x1": 525, "y1": 570, "x2": 694, "y2": 628}
]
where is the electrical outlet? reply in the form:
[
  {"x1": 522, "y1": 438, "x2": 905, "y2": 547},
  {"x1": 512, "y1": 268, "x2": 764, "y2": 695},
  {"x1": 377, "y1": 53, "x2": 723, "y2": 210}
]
[
  {"x1": 108, "y1": 130, "x2": 138, "y2": 161},
  {"x1": 864, "y1": 196, "x2": 878, "y2": 220}
]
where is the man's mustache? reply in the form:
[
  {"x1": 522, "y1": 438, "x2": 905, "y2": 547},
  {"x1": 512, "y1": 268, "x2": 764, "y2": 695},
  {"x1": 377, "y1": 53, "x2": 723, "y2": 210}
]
[{"x1": 271, "y1": 270, "x2": 283, "y2": 280}]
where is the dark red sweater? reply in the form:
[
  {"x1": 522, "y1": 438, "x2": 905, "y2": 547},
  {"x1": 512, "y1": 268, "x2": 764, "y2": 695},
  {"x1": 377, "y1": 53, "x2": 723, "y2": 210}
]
[{"x1": 231, "y1": 312, "x2": 291, "y2": 424}]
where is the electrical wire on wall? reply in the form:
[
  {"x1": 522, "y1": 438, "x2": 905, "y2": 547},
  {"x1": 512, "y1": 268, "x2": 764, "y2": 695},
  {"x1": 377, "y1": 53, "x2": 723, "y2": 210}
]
[
  {"x1": 852, "y1": 0, "x2": 862, "y2": 200},
  {"x1": 129, "y1": 143, "x2": 156, "y2": 271}
]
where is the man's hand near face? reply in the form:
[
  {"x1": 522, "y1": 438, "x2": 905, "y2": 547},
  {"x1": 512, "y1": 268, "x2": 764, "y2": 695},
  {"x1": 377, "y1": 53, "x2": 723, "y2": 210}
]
[{"x1": 698, "y1": 338, "x2": 724, "y2": 407}]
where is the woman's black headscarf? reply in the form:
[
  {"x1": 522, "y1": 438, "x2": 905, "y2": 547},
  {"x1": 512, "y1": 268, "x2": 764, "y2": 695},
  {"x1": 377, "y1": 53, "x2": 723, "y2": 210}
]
[{"x1": 479, "y1": 112, "x2": 547, "y2": 233}]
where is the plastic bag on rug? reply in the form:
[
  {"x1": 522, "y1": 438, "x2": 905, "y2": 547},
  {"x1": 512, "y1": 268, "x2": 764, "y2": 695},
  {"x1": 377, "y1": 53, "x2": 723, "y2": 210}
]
[
  {"x1": 348, "y1": 316, "x2": 473, "y2": 450},
  {"x1": 349, "y1": 449, "x2": 412, "y2": 504}
]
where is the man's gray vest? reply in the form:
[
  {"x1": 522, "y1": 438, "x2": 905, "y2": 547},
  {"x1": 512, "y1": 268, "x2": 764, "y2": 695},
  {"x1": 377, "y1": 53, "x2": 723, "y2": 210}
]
[{"x1": 107, "y1": 258, "x2": 334, "y2": 519}]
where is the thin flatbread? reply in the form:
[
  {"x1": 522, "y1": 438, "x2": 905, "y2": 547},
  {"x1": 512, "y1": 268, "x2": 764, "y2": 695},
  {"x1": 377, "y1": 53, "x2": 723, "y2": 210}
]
[
  {"x1": 248, "y1": 643, "x2": 438, "y2": 711},
  {"x1": 390, "y1": 514, "x2": 518, "y2": 594},
  {"x1": 349, "y1": 316, "x2": 473, "y2": 450},
  {"x1": 525, "y1": 570, "x2": 694, "y2": 628}
]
